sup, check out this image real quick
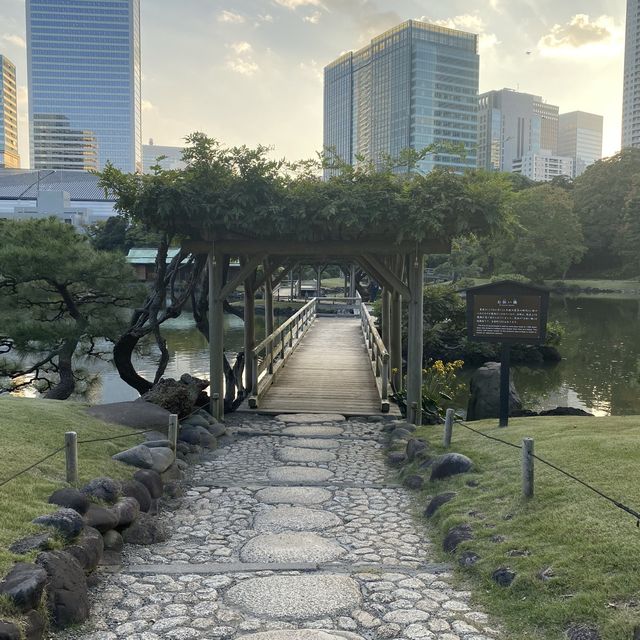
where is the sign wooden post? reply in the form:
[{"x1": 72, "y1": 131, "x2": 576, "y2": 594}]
[{"x1": 465, "y1": 280, "x2": 550, "y2": 427}]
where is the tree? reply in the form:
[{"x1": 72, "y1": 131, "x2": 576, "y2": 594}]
[
  {"x1": 491, "y1": 184, "x2": 585, "y2": 280},
  {"x1": 0, "y1": 218, "x2": 141, "y2": 399},
  {"x1": 505, "y1": 185, "x2": 585, "y2": 278},
  {"x1": 619, "y1": 174, "x2": 640, "y2": 275},
  {"x1": 573, "y1": 148, "x2": 640, "y2": 275}
]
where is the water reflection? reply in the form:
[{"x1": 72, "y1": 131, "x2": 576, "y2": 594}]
[
  {"x1": 83, "y1": 297, "x2": 640, "y2": 416},
  {"x1": 506, "y1": 297, "x2": 640, "y2": 416},
  {"x1": 86, "y1": 314, "x2": 266, "y2": 405}
]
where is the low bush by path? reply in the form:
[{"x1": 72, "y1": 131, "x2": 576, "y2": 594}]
[
  {"x1": 0, "y1": 396, "x2": 143, "y2": 576},
  {"x1": 411, "y1": 415, "x2": 640, "y2": 640}
]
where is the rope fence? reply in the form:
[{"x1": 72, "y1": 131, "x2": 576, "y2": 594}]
[
  {"x1": 442, "y1": 408, "x2": 640, "y2": 526},
  {"x1": 0, "y1": 405, "x2": 210, "y2": 489}
]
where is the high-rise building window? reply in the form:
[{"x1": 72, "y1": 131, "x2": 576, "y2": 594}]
[
  {"x1": 323, "y1": 20, "x2": 479, "y2": 178},
  {"x1": 26, "y1": 0, "x2": 142, "y2": 172}
]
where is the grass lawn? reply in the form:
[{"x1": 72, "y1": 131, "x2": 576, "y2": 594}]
[
  {"x1": 0, "y1": 396, "x2": 144, "y2": 577},
  {"x1": 405, "y1": 416, "x2": 640, "y2": 640}
]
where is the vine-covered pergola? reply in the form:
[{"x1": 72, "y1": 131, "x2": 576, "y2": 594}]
[{"x1": 187, "y1": 233, "x2": 448, "y2": 426}]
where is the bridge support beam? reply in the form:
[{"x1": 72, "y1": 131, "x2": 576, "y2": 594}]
[
  {"x1": 208, "y1": 246, "x2": 225, "y2": 421},
  {"x1": 406, "y1": 253, "x2": 424, "y2": 426},
  {"x1": 243, "y1": 260, "x2": 256, "y2": 394},
  {"x1": 391, "y1": 290, "x2": 403, "y2": 393},
  {"x1": 264, "y1": 260, "x2": 274, "y2": 374},
  {"x1": 381, "y1": 287, "x2": 391, "y2": 351}
]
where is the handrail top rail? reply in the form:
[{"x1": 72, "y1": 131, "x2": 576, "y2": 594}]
[
  {"x1": 360, "y1": 299, "x2": 389, "y2": 359},
  {"x1": 253, "y1": 297, "x2": 317, "y2": 353}
]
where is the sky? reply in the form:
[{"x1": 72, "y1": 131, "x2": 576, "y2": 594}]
[{"x1": 0, "y1": 0, "x2": 628, "y2": 167}]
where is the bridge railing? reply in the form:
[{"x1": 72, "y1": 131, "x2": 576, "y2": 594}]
[
  {"x1": 248, "y1": 297, "x2": 318, "y2": 408},
  {"x1": 315, "y1": 296, "x2": 361, "y2": 317},
  {"x1": 358, "y1": 293, "x2": 390, "y2": 413}
]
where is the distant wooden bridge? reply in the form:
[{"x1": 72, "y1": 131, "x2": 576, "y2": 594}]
[{"x1": 239, "y1": 297, "x2": 401, "y2": 417}]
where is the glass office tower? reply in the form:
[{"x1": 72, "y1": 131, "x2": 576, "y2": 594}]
[
  {"x1": 26, "y1": 0, "x2": 142, "y2": 172},
  {"x1": 623, "y1": 0, "x2": 640, "y2": 148},
  {"x1": 323, "y1": 20, "x2": 479, "y2": 176}
]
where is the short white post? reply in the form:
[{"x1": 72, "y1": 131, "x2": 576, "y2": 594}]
[
  {"x1": 65, "y1": 431, "x2": 78, "y2": 486},
  {"x1": 443, "y1": 408, "x2": 455, "y2": 448},
  {"x1": 168, "y1": 414, "x2": 179, "y2": 452},
  {"x1": 522, "y1": 437, "x2": 534, "y2": 498}
]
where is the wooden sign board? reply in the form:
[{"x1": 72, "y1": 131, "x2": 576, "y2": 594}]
[{"x1": 465, "y1": 281, "x2": 550, "y2": 345}]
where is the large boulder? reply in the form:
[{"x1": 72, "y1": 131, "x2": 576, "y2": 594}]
[
  {"x1": 48, "y1": 488, "x2": 90, "y2": 515},
  {"x1": 133, "y1": 469, "x2": 163, "y2": 499},
  {"x1": 539, "y1": 407, "x2": 594, "y2": 417},
  {"x1": 424, "y1": 491, "x2": 457, "y2": 518},
  {"x1": 149, "y1": 447, "x2": 175, "y2": 473},
  {"x1": 24, "y1": 610, "x2": 46, "y2": 640},
  {"x1": 443, "y1": 524, "x2": 473, "y2": 553},
  {"x1": 81, "y1": 477, "x2": 121, "y2": 504},
  {"x1": 466, "y1": 361, "x2": 522, "y2": 421},
  {"x1": 121, "y1": 512, "x2": 168, "y2": 545},
  {"x1": 86, "y1": 400, "x2": 170, "y2": 429},
  {"x1": 181, "y1": 414, "x2": 210, "y2": 429},
  {"x1": 36, "y1": 550, "x2": 89, "y2": 628},
  {"x1": 9, "y1": 533, "x2": 52, "y2": 555},
  {"x1": 430, "y1": 453, "x2": 473, "y2": 481},
  {"x1": 140, "y1": 373, "x2": 209, "y2": 417},
  {"x1": 84, "y1": 504, "x2": 118, "y2": 533},
  {"x1": 406, "y1": 438, "x2": 428, "y2": 462},
  {"x1": 112, "y1": 497, "x2": 140, "y2": 528},
  {"x1": 112, "y1": 444, "x2": 154, "y2": 469},
  {"x1": 121, "y1": 479, "x2": 152, "y2": 513},
  {"x1": 179, "y1": 425, "x2": 216, "y2": 448},
  {"x1": 64, "y1": 527, "x2": 104, "y2": 573},
  {"x1": 0, "y1": 622, "x2": 20, "y2": 640},
  {"x1": 0, "y1": 563, "x2": 47, "y2": 612},
  {"x1": 32, "y1": 508, "x2": 83, "y2": 541}
]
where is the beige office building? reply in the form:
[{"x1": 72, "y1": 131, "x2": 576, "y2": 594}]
[
  {"x1": 558, "y1": 111, "x2": 603, "y2": 177},
  {"x1": 0, "y1": 55, "x2": 20, "y2": 168}
]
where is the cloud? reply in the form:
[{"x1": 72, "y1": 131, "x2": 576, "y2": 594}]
[
  {"x1": 538, "y1": 14, "x2": 623, "y2": 58},
  {"x1": 423, "y1": 13, "x2": 499, "y2": 51},
  {"x1": 218, "y1": 10, "x2": 245, "y2": 24},
  {"x1": 298, "y1": 59, "x2": 323, "y2": 82},
  {"x1": 303, "y1": 11, "x2": 322, "y2": 24},
  {"x1": 2, "y1": 33, "x2": 25, "y2": 48},
  {"x1": 142, "y1": 99, "x2": 155, "y2": 112},
  {"x1": 230, "y1": 41, "x2": 253, "y2": 55},
  {"x1": 226, "y1": 41, "x2": 259, "y2": 76},
  {"x1": 274, "y1": 0, "x2": 323, "y2": 8},
  {"x1": 258, "y1": 14, "x2": 274, "y2": 23}
]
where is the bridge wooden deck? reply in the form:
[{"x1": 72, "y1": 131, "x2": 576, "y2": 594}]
[{"x1": 241, "y1": 316, "x2": 401, "y2": 417}]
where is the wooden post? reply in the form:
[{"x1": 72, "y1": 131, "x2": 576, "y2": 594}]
[
  {"x1": 522, "y1": 437, "x2": 534, "y2": 498},
  {"x1": 264, "y1": 261, "x2": 274, "y2": 374},
  {"x1": 381, "y1": 287, "x2": 391, "y2": 350},
  {"x1": 349, "y1": 264, "x2": 356, "y2": 298},
  {"x1": 391, "y1": 290, "x2": 403, "y2": 392},
  {"x1": 65, "y1": 431, "x2": 78, "y2": 485},
  {"x1": 316, "y1": 265, "x2": 322, "y2": 298},
  {"x1": 499, "y1": 343, "x2": 510, "y2": 427},
  {"x1": 208, "y1": 248, "x2": 224, "y2": 421},
  {"x1": 244, "y1": 266, "x2": 256, "y2": 394},
  {"x1": 443, "y1": 408, "x2": 454, "y2": 448},
  {"x1": 343, "y1": 269, "x2": 348, "y2": 297},
  {"x1": 406, "y1": 253, "x2": 424, "y2": 425},
  {"x1": 168, "y1": 414, "x2": 178, "y2": 452},
  {"x1": 297, "y1": 265, "x2": 303, "y2": 298}
]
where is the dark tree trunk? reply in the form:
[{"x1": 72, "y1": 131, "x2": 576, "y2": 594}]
[
  {"x1": 44, "y1": 340, "x2": 77, "y2": 400},
  {"x1": 113, "y1": 332, "x2": 153, "y2": 395}
]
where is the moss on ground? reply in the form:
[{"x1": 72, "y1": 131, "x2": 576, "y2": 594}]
[
  {"x1": 406, "y1": 415, "x2": 640, "y2": 640},
  {"x1": 0, "y1": 396, "x2": 143, "y2": 576}
]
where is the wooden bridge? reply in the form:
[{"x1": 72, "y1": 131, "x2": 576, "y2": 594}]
[{"x1": 239, "y1": 297, "x2": 401, "y2": 416}]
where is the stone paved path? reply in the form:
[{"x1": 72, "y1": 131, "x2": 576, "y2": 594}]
[{"x1": 61, "y1": 414, "x2": 501, "y2": 640}]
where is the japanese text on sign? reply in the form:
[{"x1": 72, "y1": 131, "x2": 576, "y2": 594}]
[{"x1": 473, "y1": 294, "x2": 542, "y2": 340}]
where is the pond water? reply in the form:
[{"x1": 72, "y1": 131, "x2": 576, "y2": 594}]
[{"x1": 80, "y1": 296, "x2": 640, "y2": 416}]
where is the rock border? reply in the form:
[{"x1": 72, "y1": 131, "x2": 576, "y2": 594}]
[{"x1": 0, "y1": 407, "x2": 227, "y2": 639}]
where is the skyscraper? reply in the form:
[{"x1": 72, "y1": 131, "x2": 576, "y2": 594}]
[
  {"x1": 323, "y1": 20, "x2": 479, "y2": 176},
  {"x1": 558, "y1": 111, "x2": 603, "y2": 177},
  {"x1": 623, "y1": 0, "x2": 640, "y2": 148},
  {"x1": 477, "y1": 88, "x2": 559, "y2": 172},
  {"x1": 0, "y1": 55, "x2": 20, "y2": 169},
  {"x1": 26, "y1": 0, "x2": 142, "y2": 172}
]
